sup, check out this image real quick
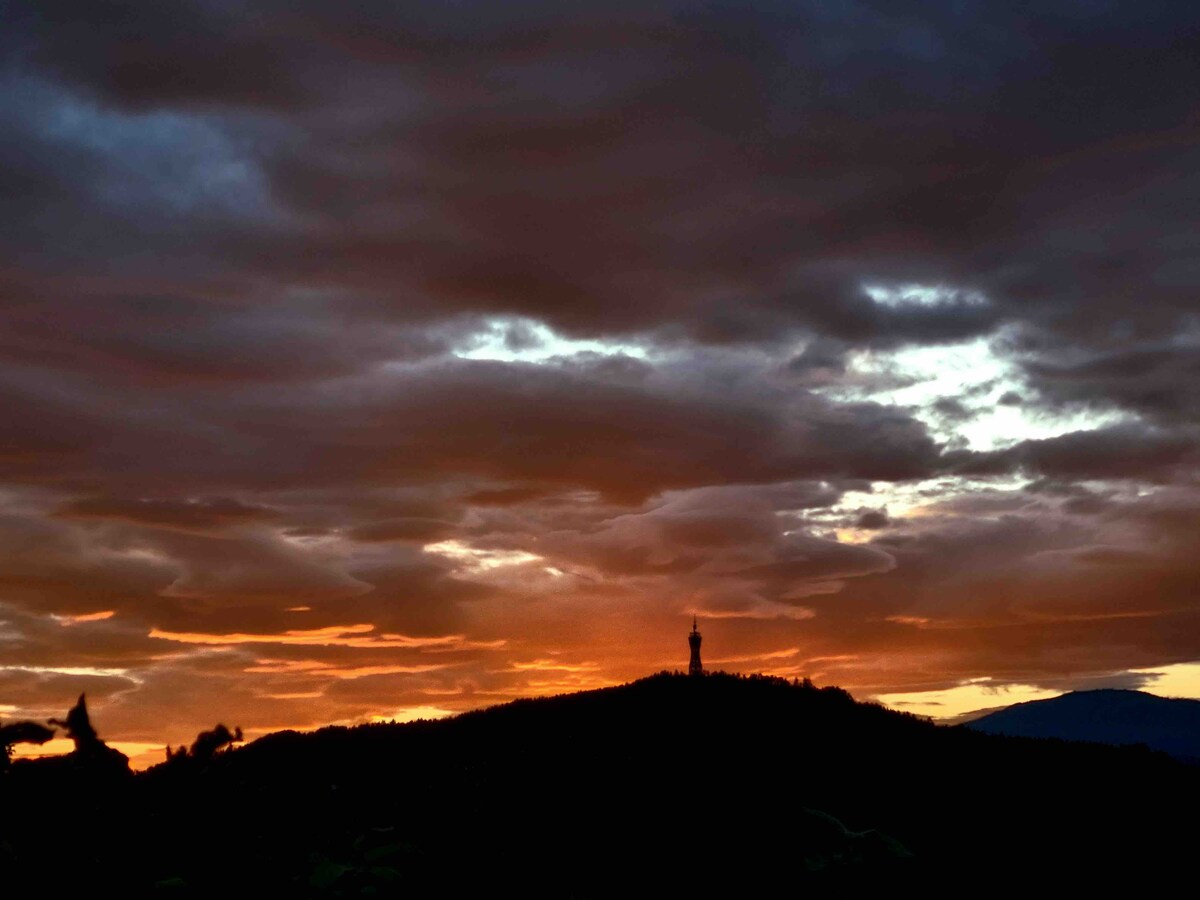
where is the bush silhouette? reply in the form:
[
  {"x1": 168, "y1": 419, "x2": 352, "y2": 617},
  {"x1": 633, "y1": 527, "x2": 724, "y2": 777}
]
[
  {"x1": 0, "y1": 719, "x2": 55, "y2": 772},
  {"x1": 165, "y1": 723, "x2": 244, "y2": 765}
]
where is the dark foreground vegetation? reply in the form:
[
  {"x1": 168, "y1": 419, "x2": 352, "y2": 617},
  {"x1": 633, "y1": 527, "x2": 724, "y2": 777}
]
[{"x1": 2, "y1": 672, "x2": 1195, "y2": 894}]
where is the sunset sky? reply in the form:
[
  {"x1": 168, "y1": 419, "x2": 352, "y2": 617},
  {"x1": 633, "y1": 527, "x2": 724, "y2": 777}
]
[{"x1": 3, "y1": 2, "x2": 1200, "y2": 768}]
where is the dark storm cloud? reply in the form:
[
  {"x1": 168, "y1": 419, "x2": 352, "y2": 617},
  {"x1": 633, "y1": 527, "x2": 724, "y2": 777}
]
[
  {"x1": 5, "y1": 1, "x2": 309, "y2": 111},
  {"x1": 0, "y1": 352, "x2": 942, "y2": 499},
  {"x1": 3, "y1": 1, "x2": 1196, "y2": 346},
  {"x1": 55, "y1": 496, "x2": 276, "y2": 533},
  {"x1": 951, "y1": 425, "x2": 1200, "y2": 483},
  {"x1": 854, "y1": 510, "x2": 889, "y2": 530},
  {"x1": 345, "y1": 518, "x2": 459, "y2": 543},
  {"x1": 3, "y1": 1, "x2": 1200, "y2": 751},
  {"x1": 1025, "y1": 343, "x2": 1200, "y2": 425}
]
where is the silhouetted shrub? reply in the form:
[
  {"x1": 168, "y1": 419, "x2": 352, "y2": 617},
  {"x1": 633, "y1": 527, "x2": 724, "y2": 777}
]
[{"x1": 0, "y1": 720, "x2": 55, "y2": 772}]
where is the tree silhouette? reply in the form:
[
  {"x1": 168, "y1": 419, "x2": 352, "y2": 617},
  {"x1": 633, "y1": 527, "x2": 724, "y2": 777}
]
[
  {"x1": 46, "y1": 693, "x2": 129, "y2": 774},
  {"x1": 48, "y1": 694, "x2": 100, "y2": 750},
  {"x1": 165, "y1": 723, "x2": 244, "y2": 765}
]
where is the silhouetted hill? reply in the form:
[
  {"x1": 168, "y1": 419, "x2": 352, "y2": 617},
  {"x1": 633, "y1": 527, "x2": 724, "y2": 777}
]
[
  {"x1": 2, "y1": 672, "x2": 1196, "y2": 894},
  {"x1": 965, "y1": 689, "x2": 1200, "y2": 762}
]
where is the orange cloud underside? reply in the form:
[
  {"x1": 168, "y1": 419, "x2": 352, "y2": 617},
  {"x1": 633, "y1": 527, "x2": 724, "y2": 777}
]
[{"x1": 149, "y1": 624, "x2": 505, "y2": 650}]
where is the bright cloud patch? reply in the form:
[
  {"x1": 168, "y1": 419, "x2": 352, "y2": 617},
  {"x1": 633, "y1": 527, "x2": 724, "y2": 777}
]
[
  {"x1": 863, "y1": 282, "x2": 987, "y2": 309},
  {"x1": 423, "y1": 539, "x2": 544, "y2": 571},
  {"x1": 822, "y1": 331, "x2": 1128, "y2": 451},
  {"x1": 454, "y1": 316, "x2": 648, "y2": 363}
]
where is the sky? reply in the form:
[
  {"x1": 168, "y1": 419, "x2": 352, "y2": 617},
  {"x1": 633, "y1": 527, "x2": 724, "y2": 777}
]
[{"x1": 2, "y1": 1, "x2": 1200, "y2": 769}]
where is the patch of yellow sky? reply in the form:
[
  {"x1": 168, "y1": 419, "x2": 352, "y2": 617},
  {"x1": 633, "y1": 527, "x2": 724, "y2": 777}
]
[
  {"x1": 874, "y1": 661, "x2": 1200, "y2": 720},
  {"x1": 13, "y1": 738, "x2": 165, "y2": 771}
]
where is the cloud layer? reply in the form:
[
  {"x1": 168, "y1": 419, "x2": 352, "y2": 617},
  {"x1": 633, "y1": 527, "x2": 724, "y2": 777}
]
[{"x1": 2, "y1": 1, "x2": 1199, "y2": 760}]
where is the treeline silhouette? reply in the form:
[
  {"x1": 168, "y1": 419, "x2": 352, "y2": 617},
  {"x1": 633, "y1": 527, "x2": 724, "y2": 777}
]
[{"x1": 2, "y1": 672, "x2": 1195, "y2": 894}]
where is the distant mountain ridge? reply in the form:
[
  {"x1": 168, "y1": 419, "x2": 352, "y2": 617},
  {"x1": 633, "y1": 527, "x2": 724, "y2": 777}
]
[{"x1": 965, "y1": 689, "x2": 1200, "y2": 762}]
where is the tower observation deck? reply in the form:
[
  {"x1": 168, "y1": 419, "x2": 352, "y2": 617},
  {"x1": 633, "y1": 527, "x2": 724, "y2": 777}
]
[{"x1": 688, "y1": 616, "x2": 703, "y2": 676}]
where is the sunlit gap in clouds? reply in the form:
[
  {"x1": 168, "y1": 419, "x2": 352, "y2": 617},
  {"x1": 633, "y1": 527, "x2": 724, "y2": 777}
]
[
  {"x1": 875, "y1": 662, "x2": 1200, "y2": 721},
  {"x1": 452, "y1": 315, "x2": 650, "y2": 363},
  {"x1": 805, "y1": 286, "x2": 1138, "y2": 545},
  {"x1": 862, "y1": 282, "x2": 987, "y2": 309},
  {"x1": 875, "y1": 679, "x2": 1063, "y2": 721},
  {"x1": 832, "y1": 335, "x2": 1126, "y2": 450},
  {"x1": 820, "y1": 287, "x2": 1129, "y2": 451},
  {"x1": 805, "y1": 473, "x2": 1029, "y2": 544},
  {"x1": 424, "y1": 538, "x2": 564, "y2": 580}
]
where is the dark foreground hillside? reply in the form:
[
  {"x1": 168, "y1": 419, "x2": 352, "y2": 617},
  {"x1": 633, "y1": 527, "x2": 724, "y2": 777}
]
[{"x1": 3, "y1": 672, "x2": 1196, "y2": 894}]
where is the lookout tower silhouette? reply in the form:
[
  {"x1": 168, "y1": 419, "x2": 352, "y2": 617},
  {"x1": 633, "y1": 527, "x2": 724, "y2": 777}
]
[{"x1": 688, "y1": 616, "x2": 703, "y2": 676}]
